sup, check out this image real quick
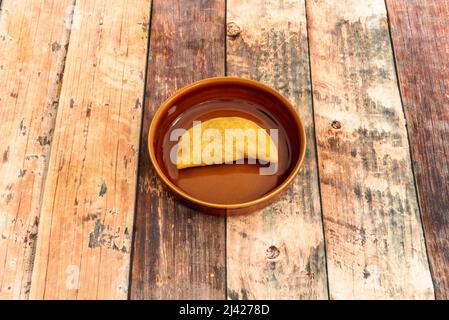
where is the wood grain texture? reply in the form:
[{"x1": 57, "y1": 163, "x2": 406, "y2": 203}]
[
  {"x1": 29, "y1": 0, "x2": 150, "y2": 299},
  {"x1": 386, "y1": 0, "x2": 449, "y2": 299},
  {"x1": 226, "y1": 0, "x2": 328, "y2": 300},
  {"x1": 306, "y1": 0, "x2": 434, "y2": 299},
  {"x1": 130, "y1": 0, "x2": 226, "y2": 299},
  {"x1": 0, "y1": 0, "x2": 74, "y2": 299}
]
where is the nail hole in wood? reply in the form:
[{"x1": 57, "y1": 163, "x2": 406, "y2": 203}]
[
  {"x1": 266, "y1": 245, "x2": 280, "y2": 259},
  {"x1": 331, "y1": 120, "x2": 342, "y2": 130},
  {"x1": 227, "y1": 22, "x2": 241, "y2": 38}
]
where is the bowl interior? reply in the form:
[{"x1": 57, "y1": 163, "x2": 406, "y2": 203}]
[{"x1": 150, "y1": 78, "x2": 304, "y2": 206}]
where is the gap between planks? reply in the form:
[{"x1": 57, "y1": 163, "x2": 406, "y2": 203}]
[{"x1": 127, "y1": 0, "x2": 155, "y2": 300}]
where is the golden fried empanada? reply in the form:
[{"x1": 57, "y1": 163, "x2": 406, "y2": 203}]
[{"x1": 176, "y1": 117, "x2": 278, "y2": 169}]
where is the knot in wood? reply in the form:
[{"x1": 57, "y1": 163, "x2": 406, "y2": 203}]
[
  {"x1": 227, "y1": 22, "x2": 241, "y2": 38},
  {"x1": 266, "y1": 245, "x2": 280, "y2": 260}
]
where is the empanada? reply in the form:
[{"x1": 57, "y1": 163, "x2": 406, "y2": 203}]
[{"x1": 176, "y1": 117, "x2": 278, "y2": 169}]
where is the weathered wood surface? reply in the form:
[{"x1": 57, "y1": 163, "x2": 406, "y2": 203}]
[
  {"x1": 386, "y1": 0, "x2": 449, "y2": 299},
  {"x1": 130, "y1": 0, "x2": 226, "y2": 299},
  {"x1": 1, "y1": 0, "x2": 447, "y2": 300},
  {"x1": 29, "y1": 0, "x2": 150, "y2": 299},
  {"x1": 306, "y1": 0, "x2": 434, "y2": 299},
  {"x1": 226, "y1": 0, "x2": 327, "y2": 299},
  {"x1": 0, "y1": 0, "x2": 73, "y2": 299}
]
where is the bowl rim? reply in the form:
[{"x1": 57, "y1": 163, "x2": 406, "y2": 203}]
[{"x1": 148, "y1": 76, "x2": 307, "y2": 209}]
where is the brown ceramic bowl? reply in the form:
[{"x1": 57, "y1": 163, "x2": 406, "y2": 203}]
[{"x1": 148, "y1": 77, "x2": 306, "y2": 215}]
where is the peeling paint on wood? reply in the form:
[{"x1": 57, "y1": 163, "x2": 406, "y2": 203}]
[
  {"x1": 226, "y1": 0, "x2": 328, "y2": 300},
  {"x1": 386, "y1": 0, "x2": 449, "y2": 299},
  {"x1": 99, "y1": 182, "x2": 107, "y2": 197},
  {"x1": 30, "y1": 0, "x2": 150, "y2": 299},
  {"x1": 306, "y1": 0, "x2": 434, "y2": 299},
  {"x1": 88, "y1": 219, "x2": 131, "y2": 253},
  {"x1": 0, "y1": 0, "x2": 74, "y2": 300}
]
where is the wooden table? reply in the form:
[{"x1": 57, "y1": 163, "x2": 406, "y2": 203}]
[{"x1": 0, "y1": 0, "x2": 448, "y2": 300}]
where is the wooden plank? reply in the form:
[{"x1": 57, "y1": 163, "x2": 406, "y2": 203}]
[
  {"x1": 306, "y1": 0, "x2": 434, "y2": 299},
  {"x1": 0, "y1": 0, "x2": 74, "y2": 299},
  {"x1": 225, "y1": 0, "x2": 328, "y2": 300},
  {"x1": 130, "y1": 0, "x2": 226, "y2": 299},
  {"x1": 29, "y1": 0, "x2": 150, "y2": 299},
  {"x1": 386, "y1": 0, "x2": 449, "y2": 299}
]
